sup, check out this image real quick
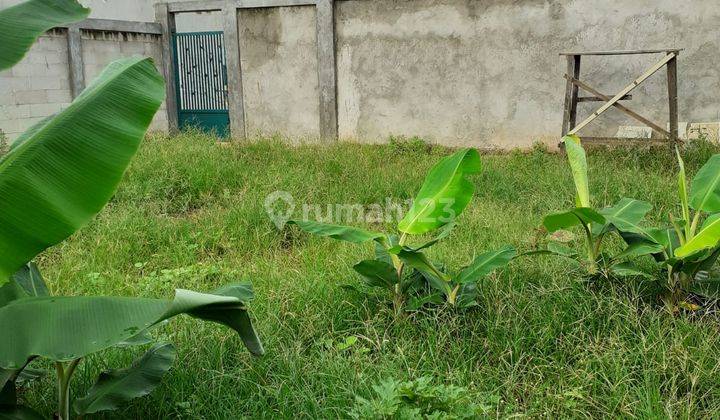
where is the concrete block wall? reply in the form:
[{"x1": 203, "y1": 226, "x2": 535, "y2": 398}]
[
  {"x1": 0, "y1": 28, "x2": 168, "y2": 141},
  {"x1": 0, "y1": 30, "x2": 73, "y2": 139},
  {"x1": 239, "y1": 6, "x2": 320, "y2": 139},
  {"x1": 333, "y1": 0, "x2": 720, "y2": 148},
  {"x1": 81, "y1": 31, "x2": 168, "y2": 132}
]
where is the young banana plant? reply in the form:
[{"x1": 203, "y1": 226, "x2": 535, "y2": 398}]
[
  {"x1": 288, "y1": 148, "x2": 516, "y2": 312},
  {"x1": 619, "y1": 149, "x2": 720, "y2": 311},
  {"x1": 0, "y1": 1, "x2": 262, "y2": 418},
  {"x1": 538, "y1": 136, "x2": 659, "y2": 279}
]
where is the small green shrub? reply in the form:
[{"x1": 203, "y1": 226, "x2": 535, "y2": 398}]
[
  {"x1": 348, "y1": 376, "x2": 499, "y2": 419},
  {"x1": 287, "y1": 148, "x2": 516, "y2": 311},
  {"x1": 388, "y1": 135, "x2": 432, "y2": 154},
  {"x1": 619, "y1": 148, "x2": 720, "y2": 311},
  {"x1": 535, "y1": 135, "x2": 657, "y2": 280}
]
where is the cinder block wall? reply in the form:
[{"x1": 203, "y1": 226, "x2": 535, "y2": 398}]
[
  {"x1": 0, "y1": 30, "x2": 72, "y2": 139},
  {"x1": 0, "y1": 29, "x2": 167, "y2": 140},
  {"x1": 81, "y1": 31, "x2": 167, "y2": 132},
  {"x1": 239, "y1": 6, "x2": 320, "y2": 139}
]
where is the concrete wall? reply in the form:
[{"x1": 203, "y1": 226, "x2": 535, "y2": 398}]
[
  {"x1": 0, "y1": 28, "x2": 167, "y2": 140},
  {"x1": 2, "y1": 0, "x2": 719, "y2": 147},
  {"x1": 81, "y1": 31, "x2": 168, "y2": 131},
  {"x1": 239, "y1": 6, "x2": 320, "y2": 138},
  {"x1": 0, "y1": 30, "x2": 72, "y2": 139},
  {"x1": 335, "y1": 0, "x2": 720, "y2": 148}
]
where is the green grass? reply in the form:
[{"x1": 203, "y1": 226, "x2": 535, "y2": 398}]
[{"x1": 22, "y1": 132, "x2": 720, "y2": 418}]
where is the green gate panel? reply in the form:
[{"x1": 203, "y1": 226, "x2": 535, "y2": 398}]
[
  {"x1": 178, "y1": 111, "x2": 230, "y2": 138},
  {"x1": 173, "y1": 31, "x2": 230, "y2": 138}
]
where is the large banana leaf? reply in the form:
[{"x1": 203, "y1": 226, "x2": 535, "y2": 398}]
[
  {"x1": 562, "y1": 135, "x2": 590, "y2": 208},
  {"x1": 690, "y1": 154, "x2": 720, "y2": 213},
  {"x1": 0, "y1": 57, "x2": 165, "y2": 282},
  {"x1": 599, "y1": 198, "x2": 653, "y2": 235},
  {"x1": 74, "y1": 343, "x2": 176, "y2": 415},
  {"x1": 287, "y1": 220, "x2": 384, "y2": 244},
  {"x1": 11, "y1": 263, "x2": 48, "y2": 297},
  {"x1": 0, "y1": 0, "x2": 89, "y2": 70},
  {"x1": 396, "y1": 250, "x2": 451, "y2": 294},
  {"x1": 543, "y1": 208, "x2": 605, "y2": 232},
  {"x1": 455, "y1": 245, "x2": 516, "y2": 284},
  {"x1": 0, "y1": 284, "x2": 263, "y2": 368},
  {"x1": 398, "y1": 148, "x2": 481, "y2": 235},
  {"x1": 675, "y1": 217, "x2": 720, "y2": 258},
  {"x1": 353, "y1": 260, "x2": 397, "y2": 289}
]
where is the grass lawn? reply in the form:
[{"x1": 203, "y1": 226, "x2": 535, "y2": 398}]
[{"x1": 23, "y1": 132, "x2": 720, "y2": 418}]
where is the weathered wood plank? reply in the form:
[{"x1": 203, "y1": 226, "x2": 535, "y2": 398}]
[
  {"x1": 581, "y1": 137, "x2": 669, "y2": 147},
  {"x1": 223, "y1": 2, "x2": 246, "y2": 140},
  {"x1": 566, "y1": 75, "x2": 670, "y2": 138},
  {"x1": 667, "y1": 55, "x2": 679, "y2": 143},
  {"x1": 561, "y1": 56, "x2": 574, "y2": 136},
  {"x1": 560, "y1": 49, "x2": 682, "y2": 56},
  {"x1": 569, "y1": 52, "x2": 676, "y2": 135},
  {"x1": 154, "y1": 3, "x2": 179, "y2": 131},
  {"x1": 316, "y1": 0, "x2": 337, "y2": 141},
  {"x1": 578, "y1": 94, "x2": 632, "y2": 102},
  {"x1": 568, "y1": 55, "x2": 581, "y2": 131}
]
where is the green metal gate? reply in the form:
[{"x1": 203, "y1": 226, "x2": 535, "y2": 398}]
[{"x1": 172, "y1": 31, "x2": 230, "y2": 137}]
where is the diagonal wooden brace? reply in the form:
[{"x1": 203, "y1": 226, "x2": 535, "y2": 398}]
[
  {"x1": 564, "y1": 74, "x2": 671, "y2": 138},
  {"x1": 568, "y1": 52, "x2": 677, "y2": 136}
]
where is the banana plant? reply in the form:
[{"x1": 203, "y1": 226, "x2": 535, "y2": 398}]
[
  {"x1": 287, "y1": 148, "x2": 516, "y2": 311},
  {"x1": 618, "y1": 149, "x2": 720, "y2": 311},
  {"x1": 538, "y1": 135, "x2": 660, "y2": 279},
  {"x1": 0, "y1": 1, "x2": 262, "y2": 418}
]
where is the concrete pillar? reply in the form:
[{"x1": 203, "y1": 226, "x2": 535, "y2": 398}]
[
  {"x1": 315, "y1": 0, "x2": 337, "y2": 141},
  {"x1": 223, "y1": 1, "x2": 246, "y2": 140},
  {"x1": 154, "y1": 3, "x2": 179, "y2": 132},
  {"x1": 66, "y1": 25, "x2": 85, "y2": 98}
]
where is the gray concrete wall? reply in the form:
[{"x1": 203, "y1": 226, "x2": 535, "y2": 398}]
[
  {"x1": 239, "y1": 6, "x2": 320, "y2": 139},
  {"x1": 336, "y1": 0, "x2": 720, "y2": 148},
  {"x1": 2, "y1": 0, "x2": 719, "y2": 147},
  {"x1": 0, "y1": 28, "x2": 168, "y2": 140},
  {"x1": 81, "y1": 31, "x2": 168, "y2": 131},
  {"x1": 0, "y1": 30, "x2": 72, "y2": 139}
]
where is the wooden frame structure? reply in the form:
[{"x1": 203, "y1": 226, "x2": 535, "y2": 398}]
[
  {"x1": 155, "y1": 0, "x2": 337, "y2": 141},
  {"x1": 560, "y1": 49, "x2": 681, "y2": 146}
]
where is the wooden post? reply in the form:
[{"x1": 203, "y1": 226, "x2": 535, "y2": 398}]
[
  {"x1": 667, "y1": 53, "x2": 679, "y2": 144},
  {"x1": 568, "y1": 55, "x2": 581, "y2": 131},
  {"x1": 561, "y1": 55, "x2": 575, "y2": 136},
  {"x1": 66, "y1": 24, "x2": 85, "y2": 98},
  {"x1": 223, "y1": 1, "x2": 246, "y2": 140},
  {"x1": 316, "y1": 0, "x2": 338, "y2": 141},
  {"x1": 154, "y1": 3, "x2": 179, "y2": 132}
]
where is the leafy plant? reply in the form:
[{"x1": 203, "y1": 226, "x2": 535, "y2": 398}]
[
  {"x1": 287, "y1": 148, "x2": 516, "y2": 311},
  {"x1": 0, "y1": 1, "x2": 262, "y2": 418},
  {"x1": 538, "y1": 135, "x2": 658, "y2": 279},
  {"x1": 348, "y1": 376, "x2": 498, "y2": 419},
  {"x1": 619, "y1": 149, "x2": 720, "y2": 311}
]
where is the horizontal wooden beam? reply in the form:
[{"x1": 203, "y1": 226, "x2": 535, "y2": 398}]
[
  {"x1": 58, "y1": 18, "x2": 162, "y2": 35},
  {"x1": 581, "y1": 137, "x2": 670, "y2": 147},
  {"x1": 560, "y1": 49, "x2": 682, "y2": 56},
  {"x1": 577, "y1": 94, "x2": 632, "y2": 102}
]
